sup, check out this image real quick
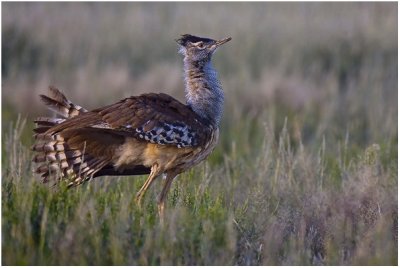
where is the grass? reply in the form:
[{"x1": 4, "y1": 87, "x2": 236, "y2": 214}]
[
  {"x1": 2, "y1": 2, "x2": 398, "y2": 265},
  {"x1": 2, "y1": 115, "x2": 397, "y2": 265}
]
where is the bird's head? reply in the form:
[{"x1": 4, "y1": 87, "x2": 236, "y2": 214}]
[{"x1": 176, "y1": 34, "x2": 231, "y2": 63}]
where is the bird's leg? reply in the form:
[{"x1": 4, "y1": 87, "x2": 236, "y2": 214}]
[
  {"x1": 135, "y1": 164, "x2": 160, "y2": 207},
  {"x1": 157, "y1": 172, "x2": 177, "y2": 217}
]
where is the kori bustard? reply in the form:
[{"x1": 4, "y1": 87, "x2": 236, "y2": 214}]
[{"x1": 32, "y1": 34, "x2": 231, "y2": 216}]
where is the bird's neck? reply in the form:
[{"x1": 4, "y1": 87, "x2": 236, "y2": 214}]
[{"x1": 183, "y1": 58, "x2": 224, "y2": 127}]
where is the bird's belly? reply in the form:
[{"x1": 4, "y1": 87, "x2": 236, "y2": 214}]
[
  {"x1": 114, "y1": 128, "x2": 219, "y2": 173},
  {"x1": 142, "y1": 143, "x2": 201, "y2": 170},
  {"x1": 113, "y1": 138, "x2": 200, "y2": 171}
]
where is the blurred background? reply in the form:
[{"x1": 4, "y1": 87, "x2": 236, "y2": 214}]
[
  {"x1": 3, "y1": 2, "x2": 397, "y2": 148},
  {"x1": 2, "y1": 2, "x2": 398, "y2": 265}
]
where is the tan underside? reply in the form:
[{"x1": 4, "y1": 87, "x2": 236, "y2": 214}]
[
  {"x1": 113, "y1": 128, "x2": 219, "y2": 174},
  {"x1": 114, "y1": 138, "x2": 200, "y2": 173}
]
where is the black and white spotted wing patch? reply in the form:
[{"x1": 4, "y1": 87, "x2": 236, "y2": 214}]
[{"x1": 127, "y1": 121, "x2": 198, "y2": 148}]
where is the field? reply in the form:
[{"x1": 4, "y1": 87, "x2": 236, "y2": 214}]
[{"x1": 2, "y1": 2, "x2": 398, "y2": 265}]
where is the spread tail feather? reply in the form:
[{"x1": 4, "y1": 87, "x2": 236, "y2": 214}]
[
  {"x1": 32, "y1": 86, "x2": 151, "y2": 186},
  {"x1": 32, "y1": 124, "x2": 102, "y2": 186},
  {"x1": 40, "y1": 86, "x2": 88, "y2": 118},
  {"x1": 32, "y1": 86, "x2": 96, "y2": 185}
]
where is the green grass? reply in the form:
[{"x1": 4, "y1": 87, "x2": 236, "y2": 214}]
[
  {"x1": 2, "y1": 2, "x2": 397, "y2": 265},
  {"x1": 2, "y1": 113, "x2": 397, "y2": 265}
]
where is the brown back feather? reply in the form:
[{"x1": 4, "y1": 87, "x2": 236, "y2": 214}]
[{"x1": 46, "y1": 93, "x2": 213, "y2": 147}]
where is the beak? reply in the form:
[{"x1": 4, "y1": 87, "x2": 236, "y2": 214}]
[{"x1": 215, "y1": 37, "x2": 232, "y2": 47}]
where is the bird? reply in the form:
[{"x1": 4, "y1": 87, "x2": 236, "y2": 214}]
[{"x1": 32, "y1": 34, "x2": 231, "y2": 216}]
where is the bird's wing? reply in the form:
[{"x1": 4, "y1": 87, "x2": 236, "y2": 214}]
[{"x1": 47, "y1": 93, "x2": 212, "y2": 148}]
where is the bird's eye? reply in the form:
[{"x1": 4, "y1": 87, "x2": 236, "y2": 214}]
[{"x1": 197, "y1": 42, "x2": 205, "y2": 49}]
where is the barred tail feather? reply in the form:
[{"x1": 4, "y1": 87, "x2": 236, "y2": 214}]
[
  {"x1": 40, "y1": 86, "x2": 88, "y2": 119},
  {"x1": 32, "y1": 86, "x2": 151, "y2": 186},
  {"x1": 32, "y1": 132, "x2": 106, "y2": 186},
  {"x1": 32, "y1": 86, "x2": 101, "y2": 185}
]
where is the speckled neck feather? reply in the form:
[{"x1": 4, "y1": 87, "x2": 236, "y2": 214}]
[{"x1": 183, "y1": 57, "x2": 224, "y2": 127}]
